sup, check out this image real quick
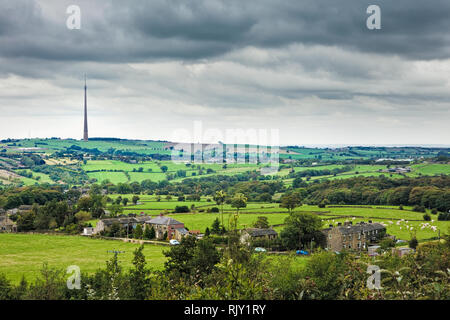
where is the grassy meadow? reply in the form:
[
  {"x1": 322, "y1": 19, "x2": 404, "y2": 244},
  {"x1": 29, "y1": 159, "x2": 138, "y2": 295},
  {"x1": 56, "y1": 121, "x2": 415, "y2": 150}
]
[
  {"x1": 0, "y1": 233, "x2": 167, "y2": 284},
  {"x1": 1, "y1": 199, "x2": 448, "y2": 284}
]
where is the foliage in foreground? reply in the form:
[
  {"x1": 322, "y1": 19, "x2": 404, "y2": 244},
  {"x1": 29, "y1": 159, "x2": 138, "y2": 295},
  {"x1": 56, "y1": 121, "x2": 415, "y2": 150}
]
[{"x1": 0, "y1": 234, "x2": 449, "y2": 300}]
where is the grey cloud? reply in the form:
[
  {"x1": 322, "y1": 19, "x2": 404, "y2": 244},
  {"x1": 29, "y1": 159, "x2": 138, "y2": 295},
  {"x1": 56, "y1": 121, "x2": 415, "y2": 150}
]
[
  {"x1": 0, "y1": 0, "x2": 450, "y2": 63},
  {"x1": 0, "y1": 0, "x2": 449, "y2": 145}
]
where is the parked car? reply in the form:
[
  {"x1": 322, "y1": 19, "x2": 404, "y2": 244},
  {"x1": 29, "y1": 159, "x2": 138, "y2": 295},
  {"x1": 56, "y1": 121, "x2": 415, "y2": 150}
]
[
  {"x1": 254, "y1": 247, "x2": 267, "y2": 252},
  {"x1": 169, "y1": 239, "x2": 180, "y2": 245}
]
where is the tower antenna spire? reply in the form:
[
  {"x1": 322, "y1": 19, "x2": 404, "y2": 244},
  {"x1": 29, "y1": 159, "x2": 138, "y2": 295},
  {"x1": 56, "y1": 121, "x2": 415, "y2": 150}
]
[{"x1": 83, "y1": 75, "x2": 88, "y2": 142}]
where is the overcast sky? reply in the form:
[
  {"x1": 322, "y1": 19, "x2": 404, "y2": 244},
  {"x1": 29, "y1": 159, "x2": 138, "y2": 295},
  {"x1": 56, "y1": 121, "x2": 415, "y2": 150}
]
[{"x1": 0, "y1": 0, "x2": 449, "y2": 146}]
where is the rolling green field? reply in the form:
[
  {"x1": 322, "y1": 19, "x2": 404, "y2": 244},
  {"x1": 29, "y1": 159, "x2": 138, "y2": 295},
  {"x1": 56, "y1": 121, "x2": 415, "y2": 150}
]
[
  {"x1": 0, "y1": 233, "x2": 167, "y2": 284},
  {"x1": 82, "y1": 160, "x2": 162, "y2": 172},
  {"x1": 280, "y1": 146, "x2": 444, "y2": 160},
  {"x1": 80, "y1": 160, "x2": 450, "y2": 186},
  {"x1": 127, "y1": 172, "x2": 167, "y2": 182},
  {"x1": 87, "y1": 171, "x2": 129, "y2": 184},
  {"x1": 1, "y1": 201, "x2": 448, "y2": 284},
  {"x1": 103, "y1": 194, "x2": 450, "y2": 242},
  {"x1": 15, "y1": 170, "x2": 55, "y2": 185},
  {"x1": 408, "y1": 163, "x2": 450, "y2": 176},
  {"x1": 1, "y1": 143, "x2": 448, "y2": 187},
  {"x1": 1, "y1": 138, "x2": 170, "y2": 156},
  {"x1": 279, "y1": 163, "x2": 450, "y2": 184},
  {"x1": 1, "y1": 139, "x2": 448, "y2": 289},
  {"x1": 80, "y1": 159, "x2": 263, "y2": 184}
]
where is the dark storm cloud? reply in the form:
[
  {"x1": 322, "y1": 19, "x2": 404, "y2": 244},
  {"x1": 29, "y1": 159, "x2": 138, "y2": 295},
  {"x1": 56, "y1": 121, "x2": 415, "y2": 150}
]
[
  {"x1": 0, "y1": 0, "x2": 449, "y2": 63},
  {"x1": 0, "y1": 0, "x2": 449, "y2": 145}
]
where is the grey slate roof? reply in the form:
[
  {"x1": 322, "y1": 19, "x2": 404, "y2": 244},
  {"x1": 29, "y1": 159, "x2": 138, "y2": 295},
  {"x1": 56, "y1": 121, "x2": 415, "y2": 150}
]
[
  {"x1": 148, "y1": 216, "x2": 183, "y2": 225},
  {"x1": 244, "y1": 228, "x2": 278, "y2": 237},
  {"x1": 134, "y1": 216, "x2": 152, "y2": 223},
  {"x1": 175, "y1": 227, "x2": 189, "y2": 235},
  {"x1": 100, "y1": 216, "x2": 151, "y2": 226},
  {"x1": 322, "y1": 222, "x2": 385, "y2": 235}
]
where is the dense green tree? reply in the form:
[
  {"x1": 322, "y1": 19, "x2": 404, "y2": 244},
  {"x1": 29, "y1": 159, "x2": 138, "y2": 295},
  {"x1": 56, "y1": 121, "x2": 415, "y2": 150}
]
[
  {"x1": 213, "y1": 190, "x2": 227, "y2": 228},
  {"x1": 134, "y1": 224, "x2": 143, "y2": 239},
  {"x1": 131, "y1": 196, "x2": 139, "y2": 205},
  {"x1": 17, "y1": 211, "x2": 36, "y2": 231},
  {"x1": 253, "y1": 216, "x2": 270, "y2": 229},
  {"x1": 280, "y1": 191, "x2": 302, "y2": 214},
  {"x1": 0, "y1": 274, "x2": 13, "y2": 300},
  {"x1": 127, "y1": 246, "x2": 151, "y2": 299},
  {"x1": 211, "y1": 218, "x2": 221, "y2": 234},
  {"x1": 108, "y1": 204, "x2": 123, "y2": 217},
  {"x1": 409, "y1": 236, "x2": 419, "y2": 250},
  {"x1": 302, "y1": 250, "x2": 348, "y2": 299},
  {"x1": 143, "y1": 224, "x2": 154, "y2": 240},
  {"x1": 230, "y1": 193, "x2": 247, "y2": 230},
  {"x1": 280, "y1": 212, "x2": 324, "y2": 250},
  {"x1": 108, "y1": 222, "x2": 121, "y2": 237},
  {"x1": 163, "y1": 236, "x2": 220, "y2": 285}
]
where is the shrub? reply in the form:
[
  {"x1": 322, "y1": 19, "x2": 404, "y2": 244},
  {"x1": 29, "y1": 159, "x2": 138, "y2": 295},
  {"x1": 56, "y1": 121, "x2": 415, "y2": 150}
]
[
  {"x1": 380, "y1": 237, "x2": 396, "y2": 250},
  {"x1": 413, "y1": 205, "x2": 426, "y2": 213},
  {"x1": 208, "y1": 234, "x2": 228, "y2": 244},
  {"x1": 438, "y1": 212, "x2": 450, "y2": 221},
  {"x1": 210, "y1": 207, "x2": 219, "y2": 213},
  {"x1": 409, "y1": 236, "x2": 418, "y2": 249},
  {"x1": 174, "y1": 206, "x2": 189, "y2": 213},
  {"x1": 423, "y1": 213, "x2": 431, "y2": 221}
]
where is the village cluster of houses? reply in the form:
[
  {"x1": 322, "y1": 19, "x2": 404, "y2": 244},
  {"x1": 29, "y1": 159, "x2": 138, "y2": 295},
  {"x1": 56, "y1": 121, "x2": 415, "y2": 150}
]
[
  {"x1": 86, "y1": 213, "x2": 198, "y2": 241},
  {"x1": 239, "y1": 220, "x2": 409, "y2": 256},
  {"x1": 1, "y1": 204, "x2": 414, "y2": 256}
]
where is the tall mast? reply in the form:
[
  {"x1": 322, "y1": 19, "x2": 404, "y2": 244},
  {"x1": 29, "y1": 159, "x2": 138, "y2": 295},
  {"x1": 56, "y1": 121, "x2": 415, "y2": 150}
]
[{"x1": 83, "y1": 75, "x2": 88, "y2": 141}]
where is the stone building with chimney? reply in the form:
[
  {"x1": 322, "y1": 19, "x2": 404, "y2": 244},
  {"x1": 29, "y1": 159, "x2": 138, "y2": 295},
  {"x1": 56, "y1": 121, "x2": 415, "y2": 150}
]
[{"x1": 322, "y1": 221, "x2": 386, "y2": 252}]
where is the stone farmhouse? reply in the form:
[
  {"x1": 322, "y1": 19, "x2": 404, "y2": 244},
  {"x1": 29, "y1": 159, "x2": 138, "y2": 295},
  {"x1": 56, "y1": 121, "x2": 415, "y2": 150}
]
[
  {"x1": 94, "y1": 215, "x2": 152, "y2": 234},
  {"x1": 322, "y1": 221, "x2": 386, "y2": 252},
  {"x1": 145, "y1": 214, "x2": 187, "y2": 241},
  {"x1": 0, "y1": 214, "x2": 17, "y2": 233},
  {"x1": 240, "y1": 228, "x2": 278, "y2": 244}
]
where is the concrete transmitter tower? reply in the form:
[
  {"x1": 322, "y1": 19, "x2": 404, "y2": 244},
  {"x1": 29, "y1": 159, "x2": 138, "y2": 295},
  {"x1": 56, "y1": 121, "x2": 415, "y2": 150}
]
[{"x1": 83, "y1": 75, "x2": 88, "y2": 141}]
